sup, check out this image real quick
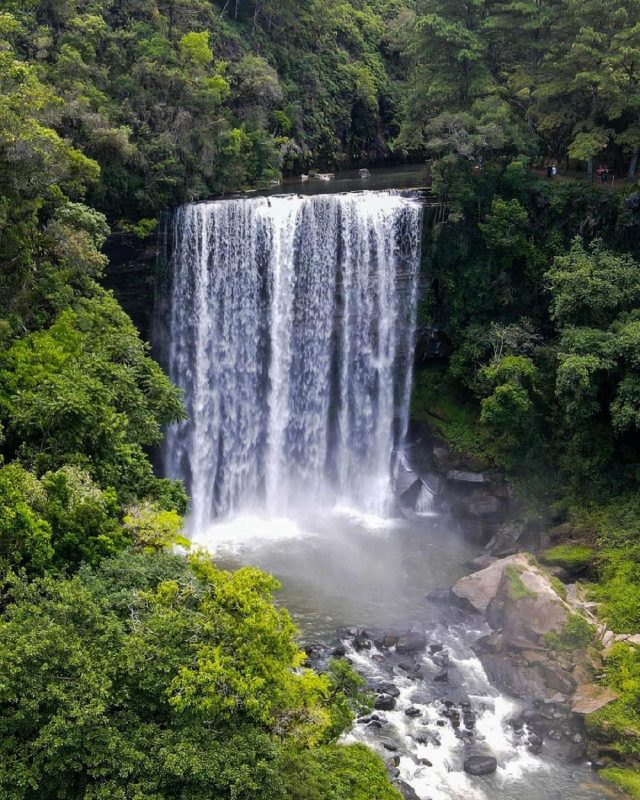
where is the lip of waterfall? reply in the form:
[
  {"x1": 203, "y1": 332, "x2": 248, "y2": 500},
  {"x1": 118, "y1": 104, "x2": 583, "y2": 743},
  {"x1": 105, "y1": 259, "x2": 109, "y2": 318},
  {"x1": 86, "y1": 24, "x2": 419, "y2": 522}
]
[{"x1": 156, "y1": 190, "x2": 423, "y2": 530}]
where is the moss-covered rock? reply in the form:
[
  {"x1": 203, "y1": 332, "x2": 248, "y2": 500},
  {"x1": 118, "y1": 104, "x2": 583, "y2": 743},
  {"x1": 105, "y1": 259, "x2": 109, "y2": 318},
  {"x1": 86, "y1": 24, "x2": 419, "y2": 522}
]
[{"x1": 542, "y1": 544, "x2": 593, "y2": 573}]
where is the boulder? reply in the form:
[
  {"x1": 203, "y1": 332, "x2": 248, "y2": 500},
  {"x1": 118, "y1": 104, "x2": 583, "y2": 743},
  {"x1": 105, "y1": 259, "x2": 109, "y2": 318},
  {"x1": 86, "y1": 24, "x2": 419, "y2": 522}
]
[
  {"x1": 375, "y1": 694, "x2": 397, "y2": 711},
  {"x1": 452, "y1": 558, "x2": 515, "y2": 613},
  {"x1": 374, "y1": 682, "x2": 400, "y2": 698},
  {"x1": 396, "y1": 631, "x2": 427, "y2": 654},
  {"x1": 467, "y1": 495, "x2": 502, "y2": 518},
  {"x1": 571, "y1": 683, "x2": 619, "y2": 715},
  {"x1": 453, "y1": 554, "x2": 570, "y2": 645},
  {"x1": 447, "y1": 470, "x2": 490, "y2": 484},
  {"x1": 485, "y1": 523, "x2": 527, "y2": 557},
  {"x1": 537, "y1": 664, "x2": 575, "y2": 696},
  {"x1": 463, "y1": 754, "x2": 498, "y2": 776}
]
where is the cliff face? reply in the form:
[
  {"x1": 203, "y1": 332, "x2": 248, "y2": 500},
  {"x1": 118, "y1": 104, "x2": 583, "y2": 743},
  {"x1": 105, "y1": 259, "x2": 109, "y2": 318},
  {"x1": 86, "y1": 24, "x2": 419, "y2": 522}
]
[{"x1": 102, "y1": 233, "x2": 158, "y2": 343}]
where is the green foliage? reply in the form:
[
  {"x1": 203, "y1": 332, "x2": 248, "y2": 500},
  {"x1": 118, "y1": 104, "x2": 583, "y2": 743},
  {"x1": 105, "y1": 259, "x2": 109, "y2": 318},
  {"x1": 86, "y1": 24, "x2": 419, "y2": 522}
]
[
  {"x1": 400, "y1": 0, "x2": 640, "y2": 176},
  {"x1": 599, "y1": 768, "x2": 640, "y2": 799},
  {"x1": 281, "y1": 742, "x2": 402, "y2": 800},
  {"x1": 0, "y1": 2, "x2": 408, "y2": 219},
  {"x1": 0, "y1": 553, "x2": 390, "y2": 800},
  {"x1": 585, "y1": 643, "x2": 640, "y2": 758},
  {"x1": 0, "y1": 464, "x2": 53, "y2": 575},
  {"x1": 0, "y1": 293, "x2": 184, "y2": 499},
  {"x1": 546, "y1": 239, "x2": 640, "y2": 329},
  {"x1": 125, "y1": 502, "x2": 189, "y2": 554},
  {"x1": 542, "y1": 544, "x2": 593, "y2": 571},
  {"x1": 543, "y1": 613, "x2": 594, "y2": 651}
]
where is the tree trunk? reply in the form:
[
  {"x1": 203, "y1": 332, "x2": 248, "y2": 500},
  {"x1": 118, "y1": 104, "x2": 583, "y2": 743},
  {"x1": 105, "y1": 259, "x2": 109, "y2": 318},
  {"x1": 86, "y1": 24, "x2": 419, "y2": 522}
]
[
  {"x1": 629, "y1": 147, "x2": 640, "y2": 179},
  {"x1": 587, "y1": 155, "x2": 593, "y2": 181}
]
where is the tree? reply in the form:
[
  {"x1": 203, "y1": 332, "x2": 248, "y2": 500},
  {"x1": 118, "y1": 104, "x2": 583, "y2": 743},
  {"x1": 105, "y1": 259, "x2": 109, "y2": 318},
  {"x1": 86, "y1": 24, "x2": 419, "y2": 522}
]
[{"x1": 0, "y1": 553, "x2": 398, "y2": 800}]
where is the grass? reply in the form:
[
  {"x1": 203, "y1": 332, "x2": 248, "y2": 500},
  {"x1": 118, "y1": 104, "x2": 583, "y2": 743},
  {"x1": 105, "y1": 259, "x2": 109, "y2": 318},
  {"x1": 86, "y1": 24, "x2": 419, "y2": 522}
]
[
  {"x1": 550, "y1": 575, "x2": 568, "y2": 600},
  {"x1": 585, "y1": 643, "x2": 640, "y2": 759},
  {"x1": 600, "y1": 768, "x2": 640, "y2": 799},
  {"x1": 542, "y1": 543, "x2": 593, "y2": 571},
  {"x1": 505, "y1": 565, "x2": 537, "y2": 600},
  {"x1": 566, "y1": 497, "x2": 640, "y2": 633}
]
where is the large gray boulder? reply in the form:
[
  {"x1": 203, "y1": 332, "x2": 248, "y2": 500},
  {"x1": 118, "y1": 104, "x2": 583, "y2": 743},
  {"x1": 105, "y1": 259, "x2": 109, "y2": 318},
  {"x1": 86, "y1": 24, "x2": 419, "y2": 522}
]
[{"x1": 452, "y1": 554, "x2": 570, "y2": 645}]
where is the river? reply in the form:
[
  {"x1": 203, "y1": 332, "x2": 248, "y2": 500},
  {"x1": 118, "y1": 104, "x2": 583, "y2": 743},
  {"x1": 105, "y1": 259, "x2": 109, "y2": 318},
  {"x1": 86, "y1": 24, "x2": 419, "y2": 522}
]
[{"x1": 153, "y1": 168, "x2": 623, "y2": 800}]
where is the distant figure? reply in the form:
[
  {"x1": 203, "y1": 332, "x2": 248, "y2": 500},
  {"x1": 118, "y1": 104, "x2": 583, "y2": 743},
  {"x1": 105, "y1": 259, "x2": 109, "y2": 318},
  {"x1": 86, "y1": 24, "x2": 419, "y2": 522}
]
[
  {"x1": 359, "y1": 168, "x2": 371, "y2": 179},
  {"x1": 551, "y1": 165, "x2": 557, "y2": 179},
  {"x1": 601, "y1": 167, "x2": 609, "y2": 184},
  {"x1": 546, "y1": 165, "x2": 553, "y2": 179}
]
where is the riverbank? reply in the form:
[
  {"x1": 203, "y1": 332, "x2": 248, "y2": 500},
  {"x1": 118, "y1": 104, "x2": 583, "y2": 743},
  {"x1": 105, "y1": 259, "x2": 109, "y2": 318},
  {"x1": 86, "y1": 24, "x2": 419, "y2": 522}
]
[{"x1": 409, "y1": 364, "x2": 640, "y2": 797}]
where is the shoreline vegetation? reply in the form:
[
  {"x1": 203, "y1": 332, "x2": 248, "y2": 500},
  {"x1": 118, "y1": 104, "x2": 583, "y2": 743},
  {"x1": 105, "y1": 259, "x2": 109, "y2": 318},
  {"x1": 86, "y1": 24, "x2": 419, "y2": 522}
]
[{"x1": 1, "y1": 0, "x2": 640, "y2": 798}]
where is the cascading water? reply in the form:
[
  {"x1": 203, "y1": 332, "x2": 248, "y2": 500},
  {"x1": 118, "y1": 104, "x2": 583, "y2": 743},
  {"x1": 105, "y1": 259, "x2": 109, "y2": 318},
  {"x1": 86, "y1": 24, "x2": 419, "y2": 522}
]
[{"x1": 155, "y1": 191, "x2": 422, "y2": 530}]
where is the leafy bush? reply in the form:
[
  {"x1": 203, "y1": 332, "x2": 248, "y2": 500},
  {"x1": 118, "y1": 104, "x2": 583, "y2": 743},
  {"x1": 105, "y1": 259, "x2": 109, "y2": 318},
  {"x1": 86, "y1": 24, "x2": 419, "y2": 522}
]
[
  {"x1": 543, "y1": 613, "x2": 594, "y2": 651},
  {"x1": 0, "y1": 553, "x2": 390, "y2": 800}
]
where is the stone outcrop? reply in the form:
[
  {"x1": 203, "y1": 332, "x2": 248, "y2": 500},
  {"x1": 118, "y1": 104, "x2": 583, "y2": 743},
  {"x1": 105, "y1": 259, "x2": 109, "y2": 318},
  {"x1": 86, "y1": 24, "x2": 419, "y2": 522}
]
[
  {"x1": 452, "y1": 554, "x2": 570, "y2": 646},
  {"x1": 571, "y1": 683, "x2": 619, "y2": 715}
]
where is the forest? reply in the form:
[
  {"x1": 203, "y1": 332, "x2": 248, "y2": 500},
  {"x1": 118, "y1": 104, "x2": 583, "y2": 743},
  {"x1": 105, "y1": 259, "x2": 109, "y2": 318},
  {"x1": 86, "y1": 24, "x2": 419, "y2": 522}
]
[{"x1": 1, "y1": 0, "x2": 640, "y2": 798}]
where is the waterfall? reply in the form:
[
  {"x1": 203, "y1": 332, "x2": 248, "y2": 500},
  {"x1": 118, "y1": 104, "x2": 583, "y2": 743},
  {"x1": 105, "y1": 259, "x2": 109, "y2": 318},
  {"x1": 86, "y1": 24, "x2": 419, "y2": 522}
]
[{"x1": 155, "y1": 191, "x2": 423, "y2": 531}]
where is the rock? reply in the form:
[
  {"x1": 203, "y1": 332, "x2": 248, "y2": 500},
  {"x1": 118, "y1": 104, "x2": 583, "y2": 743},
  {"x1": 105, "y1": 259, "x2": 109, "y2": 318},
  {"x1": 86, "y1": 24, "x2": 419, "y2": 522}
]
[
  {"x1": 571, "y1": 683, "x2": 619, "y2": 715},
  {"x1": 375, "y1": 694, "x2": 397, "y2": 711},
  {"x1": 468, "y1": 554, "x2": 498, "y2": 570},
  {"x1": 479, "y1": 653, "x2": 549, "y2": 701},
  {"x1": 433, "y1": 445, "x2": 454, "y2": 471},
  {"x1": 409, "y1": 689, "x2": 431, "y2": 705},
  {"x1": 434, "y1": 670, "x2": 448, "y2": 683},
  {"x1": 405, "y1": 706, "x2": 422, "y2": 718},
  {"x1": 426, "y1": 587, "x2": 454, "y2": 604},
  {"x1": 453, "y1": 554, "x2": 571, "y2": 647},
  {"x1": 387, "y1": 767, "x2": 400, "y2": 779},
  {"x1": 467, "y1": 496, "x2": 502, "y2": 518},
  {"x1": 571, "y1": 663, "x2": 592, "y2": 685},
  {"x1": 476, "y1": 631, "x2": 505, "y2": 654},
  {"x1": 463, "y1": 754, "x2": 498, "y2": 776},
  {"x1": 447, "y1": 470, "x2": 490, "y2": 484},
  {"x1": 537, "y1": 664, "x2": 575, "y2": 695},
  {"x1": 396, "y1": 632, "x2": 427, "y2": 654},
  {"x1": 382, "y1": 739, "x2": 399, "y2": 752},
  {"x1": 331, "y1": 645, "x2": 346, "y2": 657},
  {"x1": 485, "y1": 523, "x2": 526, "y2": 557},
  {"x1": 429, "y1": 643, "x2": 444, "y2": 654},
  {"x1": 412, "y1": 730, "x2": 441, "y2": 747},
  {"x1": 452, "y1": 558, "x2": 514, "y2": 613},
  {"x1": 393, "y1": 780, "x2": 421, "y2": 800},
  {"x1": 353, "y1": 634, "x2": 371, "y2": 650},
  {"x1": 399, "y1": 479, "x2": 424, "y2": 512},
  {"x1": 374, "y1": 682, "x2": 401, "y2": 698},
  {"x1": 527, "y1": 733, "x2": 544, "y2": 754},
  {"x1": 393, "y1": 458, "x2": 420, "y2": 495}
]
